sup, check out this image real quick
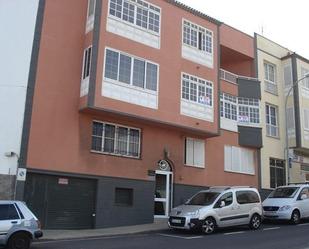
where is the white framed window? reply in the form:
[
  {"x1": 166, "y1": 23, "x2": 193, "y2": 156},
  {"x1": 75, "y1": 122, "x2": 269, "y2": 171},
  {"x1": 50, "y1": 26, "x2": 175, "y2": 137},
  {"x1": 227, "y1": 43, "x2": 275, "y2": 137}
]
[
  {"x1": 284, "y1": 64, "x2": 293, "y2": 88},
  {"x1": 104, "y1": 48, "x2": 158, "y2": 92},
  {"x1": 301, "y1": 67, "x2": 309, "y2": 89},
  {"x1": 220, "y1": 93, "x2": 237, "y2": 121},
  {"x1": 185, "y1": 138, "x2": 205, "y2": 168},
  {"x1": 109, "y1": 0, "x2": 161, "y2": 34},
  {"x1": 91, "y1": 121, "x2": 141, "y2": 158},
  {"x1": 181, "y1": 73, "x2": 213, "y2": 106},
  {"x1": 266, "y1": 104, "x2": 279, "y2": 137},
  {"x1": 264, "y1": 62, "x2": 277, "y2": 95},
  {"x1": 304, "y1": 109, "x2": 309, "y2": 131},
  {"x1": 238, "y1": 97, "x2": 260, "y2": 124},
  {"x1": 82, "y1": 46, "x2": 92, "y2": 80},
  {"x1": 224, "y1": 145, "x2": 255, "y2": 175},
  {"x1": 287, "y1": 107, "x2": 295, "y2": 136},
  {"x1": 86, "y1": 0, "x2": 96, "y2": 32},
  {"x1": 183, "y1": 20, "x2": 213, "y2": 54}
]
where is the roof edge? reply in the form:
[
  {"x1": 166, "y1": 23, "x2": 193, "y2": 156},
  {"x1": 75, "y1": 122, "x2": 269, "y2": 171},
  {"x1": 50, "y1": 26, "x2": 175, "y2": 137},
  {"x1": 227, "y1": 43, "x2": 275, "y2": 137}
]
[{"x1": 165, "y1": 0, "x2": 222, "y2": 26}]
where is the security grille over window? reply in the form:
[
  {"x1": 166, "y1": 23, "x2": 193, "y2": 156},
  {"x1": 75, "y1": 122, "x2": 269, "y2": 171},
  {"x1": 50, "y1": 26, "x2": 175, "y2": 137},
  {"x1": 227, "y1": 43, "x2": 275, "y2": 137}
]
[
  {"x1": 92, "y1": 121, "x2": 141, "y2": 158},
  {"x1": 220, "y1": 69, "x2": 237, "y2": 84},
  {"x1": 109, "y1": 0, "x2": 161, "y2": 34},
  {"x1": 183, "y1": 20, "x2": 213, "y2": 54},
  {"x1": 182, "y1": 73, "x2": 213, "y2": 106},
  {"x1": 270, "y1": 158, "x2": 286, "y2": 188}
]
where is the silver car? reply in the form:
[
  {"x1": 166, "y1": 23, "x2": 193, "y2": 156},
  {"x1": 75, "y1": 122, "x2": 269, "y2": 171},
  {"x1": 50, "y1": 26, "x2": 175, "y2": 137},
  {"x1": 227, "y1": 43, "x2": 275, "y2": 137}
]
[
  {"x1": 0, "y1": 201, "x2": 43, "y2": 249},
  {"x1": 263, "y1": 184, "x2": 309, "y2": 224},
  {"x1": 168, "y1": 187, "x2": 262, "y2": 234}
]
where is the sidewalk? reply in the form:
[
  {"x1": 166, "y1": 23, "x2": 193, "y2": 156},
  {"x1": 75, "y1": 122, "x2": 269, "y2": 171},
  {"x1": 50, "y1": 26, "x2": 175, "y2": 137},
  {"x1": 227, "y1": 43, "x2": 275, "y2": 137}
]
[{"x1": 42, "y1": 219, "x2": 169, "y2": 240}]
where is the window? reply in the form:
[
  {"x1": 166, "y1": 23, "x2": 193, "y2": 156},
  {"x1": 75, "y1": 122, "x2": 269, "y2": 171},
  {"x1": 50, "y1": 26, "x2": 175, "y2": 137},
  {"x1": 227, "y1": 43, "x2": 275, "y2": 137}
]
[
  {"x1": 287, "y1": 107, "x2": 295, "y2": 134},
  {"x1": 0, "y1": 204, "x2": 19, "y2": 220},
  {"x1": 220, "y1": 93, "x2": 237, "y2": 121},
  {"x1": 82, "y1": 46, "x2": 92, "y2": 80},
  {"x1": 104, "y1": 48, "x2": 158, "y2": 92},
  {"x1": 301, "y1": 67, "x2": 309, "y2": 89},
  {"x1": 264, "y1": 62, "x2": 277, "y2": 94},
  {"x1": 109, "y1": 0, "x2": 160, "y2": 34},
  {"x1": 238, "y1": 97, "x2": 260, "y2": 124},
  {"x1": 87, "y1": 0, "x2": 96, "y2": 19},
  {"x1": 224, "y1": 146, "x2": 255, "y2": 175},
  {"x1": 270, "y1": 158, "x2": 286, "y2": 188},
  {"x1": 299, "y1": 187, "x2": 309, "y2": 200},
  {"x1": 304, "y1": 109, "x2": 309, "y2": 131},
  {"x1": 183, "y1": 20, "x2": 213, "y2": 54},
  {"x1": 185, "y1": 138, "x2": 205, "y2": 168},
  {"x1": 284, "y1": 65, "x2": 293, "y2": 88},
  {"x1": 91, "y1": 121, "x2": 141, "y2": 158},
  {"x1": 214, "y1": 192, "x2": 233, "y2": 208},
  {"x1": 182, "y1": 73, "x2": 213, "y2": 106},
  {"x1": 266, "y1": 104, "x2": 279, "y2": 137},
  {"x1": 115, "y1": 188, "x2": 133, "y2": 206},
  {"x1": 236, "y1": 191, "x2": 260, "y2": 204}
]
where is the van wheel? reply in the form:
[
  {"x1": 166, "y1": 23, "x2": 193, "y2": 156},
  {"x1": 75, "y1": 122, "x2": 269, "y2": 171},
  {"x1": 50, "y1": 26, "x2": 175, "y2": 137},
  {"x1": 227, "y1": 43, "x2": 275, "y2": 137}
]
[
  {"x1": 201, "y1": 217, "x2": 216, "y2": 234},
  {"x1": 7, "y1": 232, "x2": 31, "y2": 249},
  {"x1": 249, "y1": 214, "x2": 261, "y2": 230},
  {"x1": 290, "y1": 210, "x2": 300, "y2": 225}
]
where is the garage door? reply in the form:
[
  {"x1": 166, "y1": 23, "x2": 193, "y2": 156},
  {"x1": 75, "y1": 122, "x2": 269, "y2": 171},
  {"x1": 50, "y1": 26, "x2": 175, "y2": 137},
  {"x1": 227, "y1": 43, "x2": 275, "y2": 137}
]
[{"x1": 24, "y1": 173, "x2": 96, "y2": 229}]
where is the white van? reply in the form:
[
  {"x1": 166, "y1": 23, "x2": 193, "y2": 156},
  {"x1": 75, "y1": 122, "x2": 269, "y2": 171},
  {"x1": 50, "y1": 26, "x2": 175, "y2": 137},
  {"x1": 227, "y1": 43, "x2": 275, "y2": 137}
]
[
  {"x1": 168, "y1": 187, "x2": 263, "y2": 234},
  {"x1": 263, "y1": 184, "x2": 309, "y2": 224}
]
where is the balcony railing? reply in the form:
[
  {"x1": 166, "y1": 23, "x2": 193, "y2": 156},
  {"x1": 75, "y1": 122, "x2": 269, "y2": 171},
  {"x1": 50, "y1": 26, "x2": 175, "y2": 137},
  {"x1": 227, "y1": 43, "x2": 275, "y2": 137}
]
[{"x1": 220, "y1": 69, "x2": 259, "y2": 84}]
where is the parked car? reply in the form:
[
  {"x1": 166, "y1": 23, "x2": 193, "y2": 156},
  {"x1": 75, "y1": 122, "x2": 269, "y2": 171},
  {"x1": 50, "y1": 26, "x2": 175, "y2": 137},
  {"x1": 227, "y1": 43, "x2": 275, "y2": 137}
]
[
  {"x1": 0, "y1": 200, "x2": 43, "y2": 249},
  {"x1": 168, "y1": 186, "x2": 262, "y2": 234},
  {"x1": 263, "y1": 184, "x2": 309, "y2": 224}
]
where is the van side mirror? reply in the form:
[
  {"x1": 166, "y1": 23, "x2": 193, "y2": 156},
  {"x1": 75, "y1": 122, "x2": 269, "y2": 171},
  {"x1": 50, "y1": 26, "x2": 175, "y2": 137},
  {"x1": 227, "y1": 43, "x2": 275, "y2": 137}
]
[
  {"x1": 220, "y1": 201, "x2": 226, "y2": 208},
  {"x1": 301, "y1": 194, "x2": 307, "y2": 200}
]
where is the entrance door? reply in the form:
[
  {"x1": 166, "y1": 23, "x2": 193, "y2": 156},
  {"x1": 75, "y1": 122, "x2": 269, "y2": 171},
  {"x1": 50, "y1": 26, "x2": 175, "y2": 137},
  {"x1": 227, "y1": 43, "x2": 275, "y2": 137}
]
[{"x1": 154, "y1": 170, "x2": 173, "y2": 218}]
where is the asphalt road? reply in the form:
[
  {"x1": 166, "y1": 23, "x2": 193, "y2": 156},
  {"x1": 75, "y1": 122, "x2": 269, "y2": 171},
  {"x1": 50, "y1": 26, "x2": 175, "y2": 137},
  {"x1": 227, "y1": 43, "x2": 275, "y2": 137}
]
[{"x1": 32, "y1": 222, "x2": 309, "y2": 249}]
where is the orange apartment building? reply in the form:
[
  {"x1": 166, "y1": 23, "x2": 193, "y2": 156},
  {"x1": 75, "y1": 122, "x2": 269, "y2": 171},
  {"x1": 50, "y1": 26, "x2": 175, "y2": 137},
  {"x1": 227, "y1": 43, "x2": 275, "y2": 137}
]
[{"x1": 16, "y1": 0, "x2": 262, "y2": 229}]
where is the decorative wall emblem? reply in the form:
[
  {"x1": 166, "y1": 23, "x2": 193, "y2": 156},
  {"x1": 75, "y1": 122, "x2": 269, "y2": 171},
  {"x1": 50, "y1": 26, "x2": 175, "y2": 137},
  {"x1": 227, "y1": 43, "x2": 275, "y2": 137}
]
[{"x1": 158, "y1": 160, "x2": 170, "y2": 171}]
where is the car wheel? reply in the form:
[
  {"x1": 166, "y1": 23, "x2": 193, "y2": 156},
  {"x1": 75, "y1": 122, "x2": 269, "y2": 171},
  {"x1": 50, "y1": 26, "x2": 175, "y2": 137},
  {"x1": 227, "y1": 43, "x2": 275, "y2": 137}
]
[
  {"x1": 7, "y1": 232, "x2": 31, "y2": 249},
  {"x1": 290, "y1": 210, "x2": 300, "y2": 225},
  {"x1": 201, "y1": 217, "x2": 216, "y2": 235},
  {"x1": 249, "y1": 214, "x2": 261, "y2": 230}
]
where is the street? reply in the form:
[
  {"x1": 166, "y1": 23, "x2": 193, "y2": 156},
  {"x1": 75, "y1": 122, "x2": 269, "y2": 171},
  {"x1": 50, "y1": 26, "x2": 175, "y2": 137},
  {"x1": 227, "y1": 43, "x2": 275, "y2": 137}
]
[{"x1": 32, "y1": 222, "x2": 309, "y2": 249}]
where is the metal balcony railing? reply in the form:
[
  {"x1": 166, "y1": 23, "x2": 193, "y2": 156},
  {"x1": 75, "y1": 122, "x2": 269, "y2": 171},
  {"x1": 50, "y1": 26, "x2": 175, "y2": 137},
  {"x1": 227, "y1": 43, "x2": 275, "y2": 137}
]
[{"x1": 220, "y1": 69, "x2": 259, "y2": 84}]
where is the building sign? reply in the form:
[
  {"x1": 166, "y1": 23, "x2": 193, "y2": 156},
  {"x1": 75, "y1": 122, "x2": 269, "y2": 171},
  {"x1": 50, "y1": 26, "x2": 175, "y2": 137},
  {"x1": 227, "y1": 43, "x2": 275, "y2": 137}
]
[
  {"x1": 17, "y1": 168, "x2": 27, "y2": 181},
  {"x1": 58, "y1": 178, "x2": 69, "y2": 185},
  {"x1": 238, "y1": 116, "x2": 249, "y2": 123},
  {"x1": 198, "y1": 96, "x2": 211, "y2": 105}
]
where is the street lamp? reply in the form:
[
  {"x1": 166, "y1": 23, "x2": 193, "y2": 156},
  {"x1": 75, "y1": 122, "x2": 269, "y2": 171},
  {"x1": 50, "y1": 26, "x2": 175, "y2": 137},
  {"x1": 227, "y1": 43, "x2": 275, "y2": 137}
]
[{"x1": 285, "y1": 73, "x2": 309, "y2": 184}]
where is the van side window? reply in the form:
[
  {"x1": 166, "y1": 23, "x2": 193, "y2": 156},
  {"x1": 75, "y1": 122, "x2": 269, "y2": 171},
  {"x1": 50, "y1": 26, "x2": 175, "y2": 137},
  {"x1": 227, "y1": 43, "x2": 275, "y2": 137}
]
[
  {"x1": 0, "y1": 204, "x2": 20, "y2": 220},
  {"x1": 215, "y1": 192, "x2": 233, "y2": 208},
  {"x1": 236, "y1": 191, "x2": 260, "y2": 204},
  {"x1": 299, "y1": 187, "x2": 309, "y2": 200}
]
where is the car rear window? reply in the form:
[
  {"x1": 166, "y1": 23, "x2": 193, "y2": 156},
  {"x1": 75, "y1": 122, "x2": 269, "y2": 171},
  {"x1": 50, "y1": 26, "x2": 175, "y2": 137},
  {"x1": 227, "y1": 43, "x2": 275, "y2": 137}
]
[
  {"x1": 0, "y1": 204, "x2": 20, "y2": 220},
  {"x1": 236, "y1": 191, "x2": 260, "y2": 204}
]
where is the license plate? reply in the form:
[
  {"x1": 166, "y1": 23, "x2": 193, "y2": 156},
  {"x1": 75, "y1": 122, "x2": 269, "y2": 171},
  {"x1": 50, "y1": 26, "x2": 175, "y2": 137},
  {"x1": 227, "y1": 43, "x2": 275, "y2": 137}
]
[{"x1": 171, "y1": 219, "x2": 181, "y2": 224}]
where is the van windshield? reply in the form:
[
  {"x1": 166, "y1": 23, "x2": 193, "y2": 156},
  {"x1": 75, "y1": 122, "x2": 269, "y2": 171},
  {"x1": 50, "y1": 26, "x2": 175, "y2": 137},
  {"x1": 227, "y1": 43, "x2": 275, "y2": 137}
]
[
  {"x1": 268, "y1": 187, "x2": 299, "y2": 198},
  {"x1": 186, "y1": 192, "x2": 220, "y2": 206}
]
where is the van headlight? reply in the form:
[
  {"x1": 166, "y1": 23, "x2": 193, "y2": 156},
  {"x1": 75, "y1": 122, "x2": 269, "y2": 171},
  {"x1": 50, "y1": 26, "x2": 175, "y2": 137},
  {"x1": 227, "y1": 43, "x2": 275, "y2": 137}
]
[
  {"x1": 186, "y1": 210, "x2": 199, "y2": 216},
  {"x1": 279, "y1": 205, "x2": 291, "y2": 211}
]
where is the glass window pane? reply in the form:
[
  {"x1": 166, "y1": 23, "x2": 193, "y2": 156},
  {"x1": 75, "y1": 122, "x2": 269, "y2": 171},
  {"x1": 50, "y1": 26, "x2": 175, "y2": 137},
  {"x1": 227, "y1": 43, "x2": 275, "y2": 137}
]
[
  {"x1": 146, "y1": 63, "x2": 157, "y2": 91},
  {"x1": 104, "y1": 124, "x2": 115, "y2": 153},
  {"x1": 105, "y1": 50, "x2": 119, "y2": 80},
  {"x1": 133, "y1": 59, "x2": 145, "y2": 88},
  {"x1": 119, "y1": 54, "x2": 131, "y2": 84},
  {"x1": 0, "y1": 205, "x2": 19, "y2": 220},
  {"x1": 129, "y1": 129, "x2": 140, "y2": 157},
  {"x1": 117, "y1": 127, "x2": 128, "y2": 155}
]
